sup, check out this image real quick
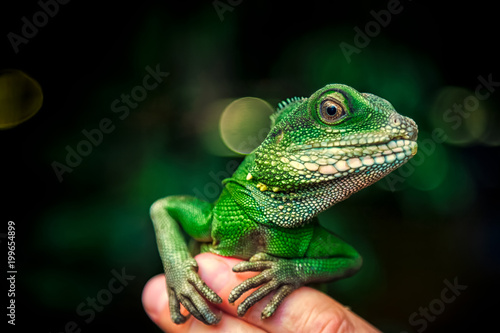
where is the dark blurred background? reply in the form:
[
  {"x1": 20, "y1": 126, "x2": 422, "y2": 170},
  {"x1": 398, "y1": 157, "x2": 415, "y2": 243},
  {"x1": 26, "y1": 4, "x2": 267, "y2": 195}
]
[{"x1": 1, "y1": 0, "x2": 499, "y2": 332}]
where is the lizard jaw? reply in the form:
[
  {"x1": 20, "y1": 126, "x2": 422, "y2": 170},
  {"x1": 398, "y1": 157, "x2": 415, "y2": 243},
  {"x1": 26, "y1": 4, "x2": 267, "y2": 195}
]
[
  {"x1": 249, "y1": 138, "x2": 418, "y2": 191},
  {"x1": 286, "y1": 139, "x2": 417, "y2": 178}
]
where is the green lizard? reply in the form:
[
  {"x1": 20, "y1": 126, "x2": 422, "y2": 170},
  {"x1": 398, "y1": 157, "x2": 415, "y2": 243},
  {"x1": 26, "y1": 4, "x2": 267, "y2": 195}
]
[{"x1": 150, "y1": 84, "x2": 418, "y2": 325}]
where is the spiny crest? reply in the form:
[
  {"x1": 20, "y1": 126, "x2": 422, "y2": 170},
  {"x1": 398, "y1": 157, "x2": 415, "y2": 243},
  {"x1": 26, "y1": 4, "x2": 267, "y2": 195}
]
[
  {"x1": 277, "y1": 96, "x2": 306, "y2": 111},
  {"x1": 271, "y1": 96, "x2": 306, "y2": 125}
]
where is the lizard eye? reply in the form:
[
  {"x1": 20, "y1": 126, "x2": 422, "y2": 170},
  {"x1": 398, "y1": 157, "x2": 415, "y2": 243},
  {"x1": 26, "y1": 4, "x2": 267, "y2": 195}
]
[{"x1": 319, "y1": 99, "x2": 346, "y2": 124}]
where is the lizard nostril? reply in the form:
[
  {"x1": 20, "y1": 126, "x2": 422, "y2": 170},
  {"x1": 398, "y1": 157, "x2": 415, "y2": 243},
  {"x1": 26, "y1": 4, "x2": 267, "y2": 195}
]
[{"x1": 389, "y1": 113, "x2": 402, "y2": 127}]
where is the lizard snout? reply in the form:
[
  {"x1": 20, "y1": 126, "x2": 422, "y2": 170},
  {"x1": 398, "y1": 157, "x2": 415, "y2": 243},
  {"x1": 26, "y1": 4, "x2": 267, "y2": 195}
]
[
  {"x1": 389, "y1": 113, "x2": 418, "y2": 141},
  {"x1": 404, "y1": 116, "x2": 418, "y2": 141}
]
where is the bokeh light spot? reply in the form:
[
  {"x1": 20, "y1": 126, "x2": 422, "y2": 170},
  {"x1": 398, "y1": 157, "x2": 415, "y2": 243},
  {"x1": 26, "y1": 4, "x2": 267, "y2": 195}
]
[
  {"x1": 219, "y1": 97, "x2": 274, "y2": 154},
  {"x1": 429, "y1": 86, "x2": 488, "y2": 146},
  {"x1": 0, "y1": 69, "x2": 43, "y2": 129}
]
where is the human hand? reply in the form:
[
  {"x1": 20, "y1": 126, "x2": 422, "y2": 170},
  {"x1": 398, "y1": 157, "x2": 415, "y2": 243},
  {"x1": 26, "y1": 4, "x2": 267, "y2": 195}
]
[{"x1": 142, "y1": 252, "x2": 380, "y2": 332}]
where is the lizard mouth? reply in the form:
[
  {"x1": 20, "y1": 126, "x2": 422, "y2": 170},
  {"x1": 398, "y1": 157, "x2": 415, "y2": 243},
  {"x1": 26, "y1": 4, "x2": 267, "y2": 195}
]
[{"x1": 286, "y1": 138, "x2": 418, "y2": 177}]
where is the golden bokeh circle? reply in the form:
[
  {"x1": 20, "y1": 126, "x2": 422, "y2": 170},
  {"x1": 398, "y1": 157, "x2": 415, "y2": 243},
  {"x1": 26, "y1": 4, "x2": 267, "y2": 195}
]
[
  {"x1": 219, "y1": 97, "x2": 274, "y2": 154},
  {"x1": 0, "y1": 69, "x2": 43, "y2": 129}
]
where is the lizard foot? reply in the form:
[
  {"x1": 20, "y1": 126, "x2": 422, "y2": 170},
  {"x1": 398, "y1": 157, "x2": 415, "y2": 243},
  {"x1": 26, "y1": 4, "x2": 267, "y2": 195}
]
[
  {"x1": 166, "y1": 258, "x2": 222, "y2": 325},
  {"x1": 229, "y1": 253, "x2": 303, "y2": 319}
]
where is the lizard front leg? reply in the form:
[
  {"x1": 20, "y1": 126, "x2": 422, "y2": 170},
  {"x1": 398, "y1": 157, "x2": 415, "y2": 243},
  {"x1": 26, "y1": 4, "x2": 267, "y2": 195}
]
[
  {"x1": 228, "y1": 225, "x2": 362, "y2": 319},
  {"x1": 150, "y1": 196, "x2": 222, "y2": 325}
]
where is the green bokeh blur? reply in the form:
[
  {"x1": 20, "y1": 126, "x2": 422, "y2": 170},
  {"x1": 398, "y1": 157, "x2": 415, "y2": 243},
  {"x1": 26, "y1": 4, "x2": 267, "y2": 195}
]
[{"x1": 2, "y1": 1, "x2": 499, "y2": 332}]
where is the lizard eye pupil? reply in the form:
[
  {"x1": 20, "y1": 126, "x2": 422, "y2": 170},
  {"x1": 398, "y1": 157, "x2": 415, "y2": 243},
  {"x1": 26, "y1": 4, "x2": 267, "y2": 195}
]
[
  {"x1": 326, "y1": 105, "x2": 337, "y2": 116},
  {"x1": 319, "y1": 99, "x2": 345, "y2": 124}
]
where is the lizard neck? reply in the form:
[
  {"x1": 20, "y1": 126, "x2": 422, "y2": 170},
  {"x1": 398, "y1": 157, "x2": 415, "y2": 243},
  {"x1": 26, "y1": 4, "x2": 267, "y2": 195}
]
[{"x1": 221, "y1": 155, "x2": 347, "y2": 228}]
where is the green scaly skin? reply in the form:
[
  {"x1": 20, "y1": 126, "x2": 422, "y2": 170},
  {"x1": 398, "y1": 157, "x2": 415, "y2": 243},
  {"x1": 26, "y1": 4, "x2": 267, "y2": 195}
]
[{"x1": 150, "y1": 84, "x2": 418, "y2": 325}]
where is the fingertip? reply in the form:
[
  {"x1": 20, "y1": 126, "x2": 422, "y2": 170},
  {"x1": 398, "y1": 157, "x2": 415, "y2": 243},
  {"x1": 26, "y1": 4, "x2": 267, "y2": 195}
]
[
  {"x1": 195, "y1": 253, "x2": 261, "y2": 318},
  {"x1": 142, "y1": 274, "x2": 168, "y2": 323},
  {"x1": 195, "y1": 253, "x2": 234, "y2": 292}
]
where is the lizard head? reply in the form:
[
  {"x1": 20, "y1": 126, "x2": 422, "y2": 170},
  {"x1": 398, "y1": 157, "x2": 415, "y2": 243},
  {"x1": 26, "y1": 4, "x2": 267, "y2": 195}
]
[{"x1": 247, "y1": 84, "x2": 418, "y2": 193}]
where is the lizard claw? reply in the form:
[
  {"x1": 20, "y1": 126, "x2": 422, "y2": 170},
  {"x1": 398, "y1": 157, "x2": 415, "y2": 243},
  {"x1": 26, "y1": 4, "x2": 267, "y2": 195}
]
[
  {"x1": 229, "y1": 253, "x2": 302, "y2": 318},
  {"x1": 248, "y1": 252, "x2": 278, "y2": 262},
  {"x1": 166, "y1": 259, "x2": 222, "y2": 325}
]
